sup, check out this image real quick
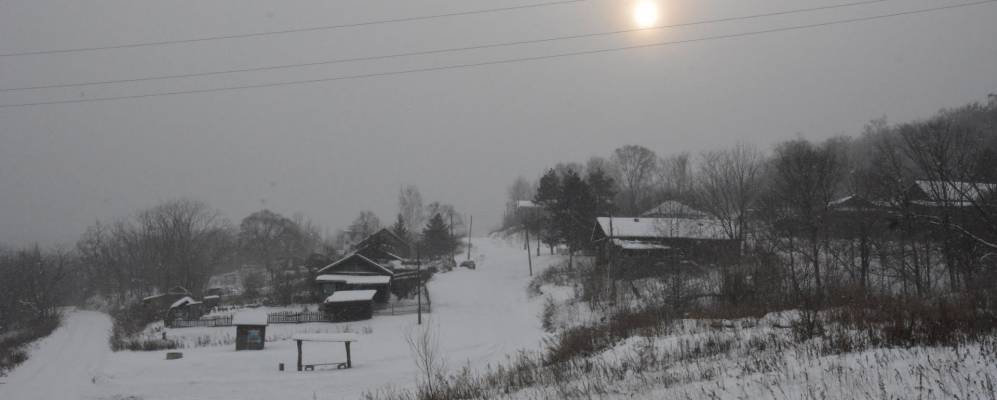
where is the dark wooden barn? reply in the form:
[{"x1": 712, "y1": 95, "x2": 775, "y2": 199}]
[
  {"x1": 315, "y1": 253, "x2": 394, "y2": 303},
  {"x1": 353, "y1": 228, "x2": 412, "y2": 260},
  {"x1": 592, "y1": 216, "x2": 739, "y2": 279}
]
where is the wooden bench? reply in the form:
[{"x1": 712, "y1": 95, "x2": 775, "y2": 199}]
[
  {"x1": 292, "y1": 333, "x2": 359, "y2": 372},
  {"x1": 302, "y1": 362, "x2": 349, "y2": 371}
]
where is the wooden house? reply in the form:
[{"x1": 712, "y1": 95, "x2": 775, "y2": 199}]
[
  {"x1": 141, "y1": 286, "x2": 193, "y2": 311},
  {"x1": 165, "y1": 296, "x2": 206, "y2": 322},
  {"x1": 353, "y1": 228, "x2": 412, "y2": 261},
  {"x1": 640, "y1": 200, "x2": 711, "y2": 219},
  {"x1": 591, "y1": 216, "x2": 739, "y2": 279},
  {"x1": 315, "y1": 253, "x2": 393, "y2": 303}
]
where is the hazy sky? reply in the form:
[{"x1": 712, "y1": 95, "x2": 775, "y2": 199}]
[{"x1": 1, "y1": 0, "x2": 996, "y2": 246}]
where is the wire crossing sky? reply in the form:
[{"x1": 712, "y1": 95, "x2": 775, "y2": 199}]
[
  {"x1": 0, "y1": 0, "x2": 893, "y2": 93},
  {"x1": 0, "y1": 0, "x2": 993, "y2": 109},
  {"x1": 0, "y1": 0, "x2": 588, "y2": 57}
]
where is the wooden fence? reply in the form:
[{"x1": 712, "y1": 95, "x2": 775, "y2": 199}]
[
  {"x1": 267, "y1": 311, "x2": 331, "y2": 324},
  {"x1": 374, "y1": 286, "x2": 432, "y2": 316},
  {"x1": 168, "y1": 315, "x2": 232, "y2": 328},
  {"x1": 166, "y1": 286, "x2": 431, "y2": 328}
]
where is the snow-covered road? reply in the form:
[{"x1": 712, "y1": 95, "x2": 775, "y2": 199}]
[{"x1": 0, "y1": 310, "x2": 112, "y2": 400}]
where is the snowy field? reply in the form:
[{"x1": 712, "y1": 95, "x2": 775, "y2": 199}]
[{"x1": 0, "y1": 237, "x2": 561, "y2": 400}]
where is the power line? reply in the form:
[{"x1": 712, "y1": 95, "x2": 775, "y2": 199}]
[
  {"x1": 1, "y1": 0, "x2": 892, "y2": 93},
  {"x1": 0, "y1": 0, "x2": 587, "y2": 58},
  {"x1": 1, "y1": 0, "x2": 993, "y2": 110}
]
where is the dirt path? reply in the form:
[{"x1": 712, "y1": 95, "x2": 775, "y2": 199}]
[{"x1": 0, "y1": 310, "x2": 112, "y2": 400}]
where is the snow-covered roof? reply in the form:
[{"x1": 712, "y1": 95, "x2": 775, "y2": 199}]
[
  {"x1": 515, "y1": 200, "x2": 539, "y2": 209},
  {"x1": 142, "y1": 294, "x2": 164, "y2": 301},
  {"x1": 611, "y1": 239, "x2": 671, "y2": 250},
  {"x1": 232, "y1": 310, "x2": 269, "y2": 325},
  {"x1": 596, "y1": 217, "x2": 727, "y2": 240},
  {"x1": 828, "y1": 195, "x2": 882, "y2": 211},
  {"x1": 316, "y1": 274, "x2": 391, "y2": 285},
  {"x1": 316, "y1": 252, "x2": 394, "y2": 276},
  {"x1": 169, "y1": 296, "x2": 200, "y2": 309},
  {"x1": 323, "y1": 290, "x2": 378, "y2": 303},
  {"x1": 203, "y1": 295, "x2": 220, "y2": 300},
  {"x1": 912, "y1": 180, "x2": 996, "y2": 205},
  {"x1": 640, "y1": 200, "x2": 709, "y2": 218},
  {"x1": 291, "y1": 333, "x2": 359, "y2": 343}
]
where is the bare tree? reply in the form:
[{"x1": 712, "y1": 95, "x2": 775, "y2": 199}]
[
  {"x1": 138, "y1": 199, "x2": 234, "y2": 294},
  {"x1": 398, "y1": 185, "x2": 425, "y2": 240},
  {"x1": 694, "y1": 144, "x2": 764, "y2": 243},
  {"x1": 405, "y1": 323, "x2": 446, "y2": 397},
  {"x1": 768, "y1": 138, "x2": 848, "y2": 299},
  {"x1": 506, "y1": 176, "x2": 536, "y2": 203},
  {"x1": 657, "y1": 152, "x2": 694, "y2": 201},
  {"x1": 611, "y1": 145, "x2": 658, "y2": 215},
  {"x1": 239, "y1": 209, "x2": 307, "y2": 291},
  {"x1": 348, "y1": 211, "x2": 382, "y2": 244}
]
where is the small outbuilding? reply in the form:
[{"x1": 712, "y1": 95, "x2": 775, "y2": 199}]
[
  {"x1": 165, "y1": 296, "x2": 205, "y2": 321},
  {"x1": 233, "y1": 311, "x2": 269, "y2": 351},
  {"x1": 323, "y1": 290, "x2": 377, "y2": 321}
]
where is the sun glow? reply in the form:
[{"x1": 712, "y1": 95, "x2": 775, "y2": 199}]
[{"x1": 633, "y1": 1, "x2": 659, "y2": 28}]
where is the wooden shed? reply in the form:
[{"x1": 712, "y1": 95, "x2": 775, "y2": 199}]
[
  {"x1": 323, "y1": 290, "x2": 376, "y2": 321},
  {"x1": 233, "y1": 311, "x2": 268, "y2": 351}
]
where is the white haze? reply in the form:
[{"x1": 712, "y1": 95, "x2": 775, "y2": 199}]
[{"x1": 1, "y1": 0, "x2": 996, "y2": 245}]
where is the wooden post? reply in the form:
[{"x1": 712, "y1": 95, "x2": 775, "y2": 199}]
[
  {"x1": 466, "y1": 215, "x2": 473, "y2": 262},
  {"x1": 296, "y1": 340, "x2": 303, "y2": 371},
  {"x1": 608, "y1": 215, "x2": 616, "y2": 304},
  {"x1": 345, "y1": 341, "x2": 352, "y2": 369},
  {"x1": 525, "y1": 225, "x2": 533, "y2": 276},
  {"x1": 536, "y1": 212, "x2": 541, "y2": 257},
  {"x1": 417, "y1": 249, "x2": 422, "y2": 325}
]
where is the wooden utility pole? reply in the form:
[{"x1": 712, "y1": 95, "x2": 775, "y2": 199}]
[
  {"x1": 536, "y1": 217, "x2": 541, "y2": 257},
  {"x1": 608, "y1": 215, "x2": 616, "y2": 304},
  {"x1": 466, "y1": 215, "x2": 473, "y2": 262},
  {"x1": 525, "y1": 223, "x2": 533, "y2": 276},
  {"x1": 417, "y1": 248, "x2": 422, "y2": 325},
  {"x1": 450, "y1": 214, "x2": 455, "y2": 263}
]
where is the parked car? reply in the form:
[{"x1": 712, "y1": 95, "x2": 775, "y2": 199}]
[{"x1": 459, "y1": 260, "x2": 476, "y2": 270}]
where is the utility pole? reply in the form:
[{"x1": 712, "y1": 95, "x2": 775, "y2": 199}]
[
  {"x1": 417, "y1": 248, "x2": 422, "y2": 325},
  {"x1": 525, "y1": 221, "x2": 533, "y2": 276},
  {"x1": 608, "y1": 215, "x2": 615, "y2": 304},
  {"x1": 466, "y1": 215, "x2": 473, "y2": 262},
  {"x1": 450, "y1": 214, "x2": 455, "y2": 263},
  {"x1": 536, "y1": 214, "x2": 541, "y2": 257}
]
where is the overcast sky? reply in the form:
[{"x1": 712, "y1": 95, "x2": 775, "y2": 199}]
[{"x1": 1, "y1": 0, "x2": 996, "y2": 246}]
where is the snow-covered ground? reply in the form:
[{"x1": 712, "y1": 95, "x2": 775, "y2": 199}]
[
  {"x1": 1, "y1": 237, "x2": 560, "y2": 400},
  {"x1": 0, "y1": 310, "x2": 112, "y2": 400},
  {"x1": 494, "y1": 314, "x2": 997, "y2": 400}
]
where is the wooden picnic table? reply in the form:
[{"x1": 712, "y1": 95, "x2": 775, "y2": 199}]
[{"x1": 291, "y1": 333, "x2": 359, "y2": 371}]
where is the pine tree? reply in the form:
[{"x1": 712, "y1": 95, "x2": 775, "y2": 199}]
[
  {"x1": 420, "y1": 214, "x2": 452, "y2": 259},
  {"x1": 586, "y1": 167, "x2": 617, "y2": 216},
  {"x1": 391, "y1": 214, "x2": 409, "y2": 242},
  {"x1": 557, "y1": 169, "x2": 597, "y2": 255}
]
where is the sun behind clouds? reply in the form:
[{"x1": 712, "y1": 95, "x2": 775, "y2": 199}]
[{"x1": 633, "y1": 1, "x2": 659, "y2": 28}]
